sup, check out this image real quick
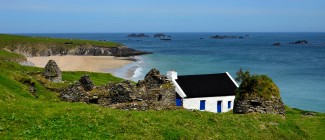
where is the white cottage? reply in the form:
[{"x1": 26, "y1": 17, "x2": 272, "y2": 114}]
[{"x1": 167, "y1": 71, "x2": 239, "y2": 113}]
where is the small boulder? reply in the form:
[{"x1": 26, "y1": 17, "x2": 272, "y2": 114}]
[{"x1": 44, "y1": 60, "x2": 62, "y2": 83}]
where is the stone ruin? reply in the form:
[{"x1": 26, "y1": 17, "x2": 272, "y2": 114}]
[
  {"x1": 234, "y1": 96, "x2": 285, "y2": 115},
  {"x1": 79, "y1": 75, "x2": 94, "y2": 91},
  {"x1": 60, "y1": 68, "x2": 177, "y2": 110},
  {"x1": 43, "y1": 60, "x2": 62, "y2": 83}
]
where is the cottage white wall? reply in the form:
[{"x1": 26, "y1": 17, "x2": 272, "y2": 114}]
[{"x1": 183, "y1": 96, "x2": 235, "y2": 113}]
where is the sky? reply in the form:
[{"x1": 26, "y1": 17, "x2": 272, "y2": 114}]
[{"x1": 0, "y1": 0, "x2": 324, "y2": 33}]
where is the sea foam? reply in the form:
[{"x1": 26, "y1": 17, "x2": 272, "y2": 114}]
[{"x1": 132, "y1": 67, "x2": 143, "y2": 78}]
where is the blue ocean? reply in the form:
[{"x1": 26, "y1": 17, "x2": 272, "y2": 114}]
[{"x1": 23, "y1": 33, "x2": 325, "y2": 112}]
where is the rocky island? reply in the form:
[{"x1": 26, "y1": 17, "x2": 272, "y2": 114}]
[
  {"x1": 209, "y1": 35, "x2": 245, "y2": 39},
  {"x1": 290, "y1": 40, "x2": 308, "y2": 44},
  {"x1": 154, "y1": 33, "x2": 171, "y2": 38},
  {"x1": 127, "y1": 33, "x2": 149, "y2": 37},
  {"x1": 273, "y1": 42, "x2": 281, "y2": 46}
]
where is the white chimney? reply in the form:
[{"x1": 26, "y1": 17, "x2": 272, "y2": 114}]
[{"x1": 167, "y1": 71, "x2": 178, "y2": 80}]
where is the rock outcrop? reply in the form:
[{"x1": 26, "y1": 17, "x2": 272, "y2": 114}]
[
  {"x1": 43, "y1": 60, "x2": 62, "y2": 83},
  {"x1": 59, "y1": 69, "x2": 177, "y2": 111},
  {"x1": 47, "y1": 46, "x2": 151, "y2": 57},
  {"x1": 8, "y1": 45, "x2": 151, "y2": 57}
]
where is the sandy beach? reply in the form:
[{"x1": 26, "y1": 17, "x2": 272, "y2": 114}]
[{"x1": 27, "y1": 55, "x2": 134, "y2": 74}]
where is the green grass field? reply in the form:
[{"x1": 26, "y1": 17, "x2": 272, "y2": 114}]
[{"x1": 0, "y1": 47, "x2": 324, "y2": 139}]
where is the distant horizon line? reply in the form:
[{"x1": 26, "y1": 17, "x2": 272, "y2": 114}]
[{"x1": 3, "y1": 31, "x2": 325, "y2": 34}]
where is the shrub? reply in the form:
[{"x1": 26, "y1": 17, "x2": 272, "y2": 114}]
[{"x1": 235, "y1": 69, "x2": 280, "y2": 99}]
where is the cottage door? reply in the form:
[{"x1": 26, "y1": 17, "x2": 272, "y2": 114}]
[
  {"x1": 176, "y1": 98, "x2": 182, "y2": 106},
  {"x1": 200, "y1": 100, "x2": 206, "y2": 110},
  {"x1": 217, "y1": 101, "x2": 222, "y2": 113}
]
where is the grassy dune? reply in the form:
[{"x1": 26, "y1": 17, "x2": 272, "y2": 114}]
[{"x1": 0, "y1": 47, "x2": 324, "y2": 139}]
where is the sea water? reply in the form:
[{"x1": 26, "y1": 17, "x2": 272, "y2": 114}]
[{"x1": 23, "y1": 33, "x2": 325, "y2": 112}]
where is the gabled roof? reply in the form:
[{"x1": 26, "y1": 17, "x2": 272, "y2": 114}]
[{"x1": 175, "y1": 73, "x2": 238, "y2": 98}]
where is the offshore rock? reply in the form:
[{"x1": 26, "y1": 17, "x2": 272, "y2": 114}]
[
  {"x1": 273, "y1": 42, "x2": 281, "y2": 46},
  {"x1": 127, "y1": 33, "x2": 149, "y2": 37},
  {"x1": 209, "y1": 35, "x2": 244, "y2": 39},
  {"x1": 154, "y1": 33, "x2": 171, "y2": 38},
  {"x1": 43, "y1": 60, "x2": 62, "y2": 83}
]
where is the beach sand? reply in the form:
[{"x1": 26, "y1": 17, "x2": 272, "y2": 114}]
[{"x1": 27, "y1": 55, "x2": 134, "y2": 74}]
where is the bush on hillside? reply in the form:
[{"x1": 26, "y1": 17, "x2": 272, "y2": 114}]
[{"x1": 235, "y1": 68, "x2": 280, "y2": 100}]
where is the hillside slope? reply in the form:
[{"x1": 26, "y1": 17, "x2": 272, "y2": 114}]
[
  {"x1": 0, "y1": 34, "x2": 150, "y2": 57},
  {"x1": 0, "y1": 49, "x2": 324, "y2": 139}
]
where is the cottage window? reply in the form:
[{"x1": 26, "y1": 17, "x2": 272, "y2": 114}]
[{"x1": 228, "y1": 101, "x2": 231, "y2": 109}]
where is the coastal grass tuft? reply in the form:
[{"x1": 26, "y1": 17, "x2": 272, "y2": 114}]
[{"x1": 0, "y1": 50, "x2": 324, "y2": 139}]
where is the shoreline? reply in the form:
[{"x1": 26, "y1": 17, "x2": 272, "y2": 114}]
[
  {"x1": 27, "y1": 55, "x2": 137, "y2": 79},
  {"x1": 109, "y1": 56, "x2": 143, "y2": 80}
]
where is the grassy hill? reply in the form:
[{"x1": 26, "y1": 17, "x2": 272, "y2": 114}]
[
  {"x1": 0, "y1": 34, "x2": 122, "y2": 49},
  {"x1": 0, "y1": 48, "x2": 324, "y2": 139}
]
